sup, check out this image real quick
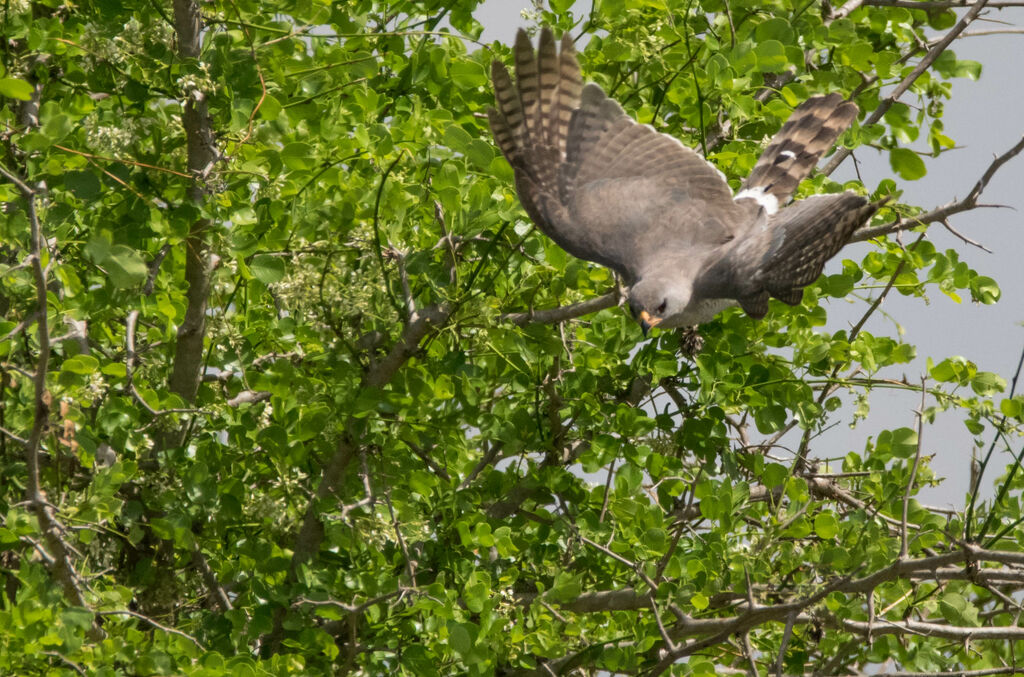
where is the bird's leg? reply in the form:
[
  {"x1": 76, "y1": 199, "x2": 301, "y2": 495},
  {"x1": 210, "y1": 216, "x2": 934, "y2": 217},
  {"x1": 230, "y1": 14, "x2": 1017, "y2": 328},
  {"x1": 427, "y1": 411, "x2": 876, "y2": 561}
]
[
  {"x1": 678, "y1": 326, "x2": 704, "y2": 357},
  {"x1": 614, "y1": 274, "x2": 628, "y2": 308}
]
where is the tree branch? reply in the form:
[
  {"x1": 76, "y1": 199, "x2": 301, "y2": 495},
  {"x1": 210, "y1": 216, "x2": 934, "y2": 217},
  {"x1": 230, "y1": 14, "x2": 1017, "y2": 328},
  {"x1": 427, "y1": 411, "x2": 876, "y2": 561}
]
[
  {"x1": 164, "y1": 0, "x2": 220, "y2": 443},
  {"x1": 500, "y1": 292, "x2": 618, "y2": 326},
  {"x1": 0, "y1": 163, "x2": 104, "y2": 642},
  {"x1": 852, "y1": 135, "x2": 1024, "y2": 242},
  {"x1": 518, "y1": 544, "x2": 1024, "y2": 674},
  {"x1": 365, "y1": 304, "x2": 451, "y2": 388},
  {"x1": 191, "y1": 545, "x2": 233, "y2": 613},
  {"x1": 97, "y1": 609, "x2": 204, "y2": 649},
  {"x1": 514, "y1": 546, "x2": 1024, "y2": 617}
]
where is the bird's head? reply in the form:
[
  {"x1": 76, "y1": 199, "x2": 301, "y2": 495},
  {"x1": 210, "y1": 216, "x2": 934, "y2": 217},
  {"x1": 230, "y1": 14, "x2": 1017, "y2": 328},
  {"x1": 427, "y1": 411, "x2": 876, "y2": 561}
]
[{"x1": 627, "y1": 277, "x2": 691, "y2": 336}]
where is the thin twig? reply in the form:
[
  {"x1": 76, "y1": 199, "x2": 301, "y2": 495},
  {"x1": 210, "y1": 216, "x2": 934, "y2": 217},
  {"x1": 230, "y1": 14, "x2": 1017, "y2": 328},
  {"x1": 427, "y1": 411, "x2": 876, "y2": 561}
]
[
  {"x1": 459, "y1": 441, "x2": 504, "y2": 490},
  {"x1": 942, "y1": 218, "x2": 992, "y2": 252},
  {"x1": 968, "y1": 340, "x2": 1024, "y2": 542},
  {"x1": 384, "y1": 488, "x2": 417, "y2": 585},
  {"x1": 773, "y1": 612, "x2": 798, "y2": 677},
  {"x1": 793, "y1": 234, "x2": 925, "y2": 472},
  {"x1": 371, "y1": 153, "x2": 406, "y2": 318},
  {"x1": 580, "y1": 536, "x2": 659, "y2": 591},
  {"x1": 901, "y1": 376, "x2": 928, "y2": 559},
  {"x1": 0, "y1": 311, "x2": 39, "y2": 344},
  {"x1": 143, "y1": 244, "x2": 171, "y2": 295},
  {"x1": 0, "y1": 426, "x2": 27, "y2": 445},
  {"x1": 98, "y1": 609, "x2": 204, "y2": 649}
]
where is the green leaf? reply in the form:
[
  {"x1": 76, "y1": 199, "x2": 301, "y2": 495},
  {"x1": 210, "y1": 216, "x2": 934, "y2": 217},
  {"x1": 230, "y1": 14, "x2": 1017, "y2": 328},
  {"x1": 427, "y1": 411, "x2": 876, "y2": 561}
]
[
  {"x1": 104, "y1": 245, "x2": 147, "y2": 289},
  {"x1": 691, "y1": 592, "x2": 709, "y2": 610},
  {"x1": 1000, "y1": 396, "x2": 1023, "y2": 419},
  {"x1": 259, "y1": 94, "x2": 282, "y2": 120},
  {"x1": 101, "y1": 362, "x2": 127, "y2": 377},
  {"x1": 41, "y1": 107, "x2": 72, "y2": 142},
  {"x1": 443, "y1": 124, "x2": 472, "y2": 153},
  {"x1": 296, "y1": 404, "x2": 330, "y2": 441},
  {"x1": 928, "y1": 9, "x2": 957, "y2": 30},
  {"x1": 465, "y1": 139, "x2": 494, "y2": 168},
  {"x1": 971, "y1": 371, "x2": 1005, "y2": 396},
  {"x1": 549, "y1": 572, "x2": 582, "y2": 603},
  {"x1": 763, "y1": 463, "x2": 788, "y2": 488},
  {"x1": 970, "y1": 275, "x2": 1000, "y2": 304},
  {"x1": 755, "y1": 18, "x2": 794, "y2": 43},
  {"x1": 433, "y1": 374, "x2": 455, "y2": 399},
  {"x1": 0, "y1": 77, "x2": 33, "y2": 100},
  {"x1": 889, "y1": 148, "x2": 927, "y2": 180},
  {"x1": 939, "y1": 591, "x2": 979, "y2": 626},
  {"x1": 754, "y1": 40, "x2": 788, "y2": 73},
  {"x1": 954, "y1": 59, "x2": 982, "y2": 80},
  {"x1": 62, "y1": 354, "x2": 99, "y2": 375},
  {"x1": 449, "y1": 61, "x2": 486, "y2": 89},
  {"x1": 877, "y1": 427, "x2": 919, "y2": 459},
  {"x1": 464, "y1": 571, "x2": 491, "y2": 613},
  {"x1": 814, "y1": 512, "x2": 839, "y2": 539},
  {"x1": 251, "y1": 254, "x2": 286, "y2": 285},
  {"x1": 754, "y1": 404, "x2": 787, "y2": 433},
  {"x1": 448, "y1": 622, "x2": 473, "y2": 656},
  {"x1": 281, "y1": 142, "x2": 315, "y2": 170},
  {"x1": 65, "y1": 171, "x2": 102, "y2": 199}
]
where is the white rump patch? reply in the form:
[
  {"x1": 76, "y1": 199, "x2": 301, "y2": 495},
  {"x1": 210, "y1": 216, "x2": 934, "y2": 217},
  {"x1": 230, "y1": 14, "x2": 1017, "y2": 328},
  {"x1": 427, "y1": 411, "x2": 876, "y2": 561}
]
[
  {"x1": 735, "y1": 186, "x2": 779, "y2": 215},
  {"x1": 779, "y1": 150, "x2": 796, "y2": 159}
]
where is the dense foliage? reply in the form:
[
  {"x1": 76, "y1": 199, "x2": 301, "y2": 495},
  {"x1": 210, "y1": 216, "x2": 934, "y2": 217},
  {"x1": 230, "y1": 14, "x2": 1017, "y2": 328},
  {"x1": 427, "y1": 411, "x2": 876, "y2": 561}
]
[{"x1": 1, "y1": 0, "x2": 1023, "y2": 674}]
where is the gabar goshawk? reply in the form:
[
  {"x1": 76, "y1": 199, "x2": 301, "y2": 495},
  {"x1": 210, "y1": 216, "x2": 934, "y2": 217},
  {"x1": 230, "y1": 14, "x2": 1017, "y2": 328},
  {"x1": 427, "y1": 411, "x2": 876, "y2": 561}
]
[{"x1": 487, "y1": 28, "x2": 884, "y2": 334}]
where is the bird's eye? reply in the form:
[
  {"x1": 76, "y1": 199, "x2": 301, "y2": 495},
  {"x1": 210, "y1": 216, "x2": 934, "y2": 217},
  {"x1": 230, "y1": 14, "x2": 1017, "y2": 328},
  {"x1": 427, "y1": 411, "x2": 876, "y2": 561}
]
[{"x1": 656, "y1": 299, "x2": 668, "y2": 315}]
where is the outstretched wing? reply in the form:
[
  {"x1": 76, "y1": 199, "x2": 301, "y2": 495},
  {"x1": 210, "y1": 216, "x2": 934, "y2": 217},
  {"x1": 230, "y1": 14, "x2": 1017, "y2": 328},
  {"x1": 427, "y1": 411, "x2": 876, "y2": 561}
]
[
  {"x1": 717, "y1": 193, "x2": 884, "y2": 318},
  {"x1": 488, "y1": 28, "x2": 755, "y2": 281},
  {"x1": 738, "y1": 93, "x2": 860, "y2": 209}
]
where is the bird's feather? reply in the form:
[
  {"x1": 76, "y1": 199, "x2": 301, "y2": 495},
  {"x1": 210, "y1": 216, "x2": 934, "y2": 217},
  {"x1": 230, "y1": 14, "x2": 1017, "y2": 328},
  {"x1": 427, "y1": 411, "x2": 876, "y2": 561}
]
[
  {"x1": 489, "y1": 28, "x2": 879, "y2": 326},
  {"x1": 721, "y1": 193, "x2": 883, "y2": 304},
  {"x1": 741, "y1": 94, "x2": 859, "y2": 205}
]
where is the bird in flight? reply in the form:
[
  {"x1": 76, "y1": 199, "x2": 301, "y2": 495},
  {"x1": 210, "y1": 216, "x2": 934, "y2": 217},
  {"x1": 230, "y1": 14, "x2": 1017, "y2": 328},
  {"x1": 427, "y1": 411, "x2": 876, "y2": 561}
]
[{"x1": 487, "y1": 28, "x2": 883, "y2": 334}]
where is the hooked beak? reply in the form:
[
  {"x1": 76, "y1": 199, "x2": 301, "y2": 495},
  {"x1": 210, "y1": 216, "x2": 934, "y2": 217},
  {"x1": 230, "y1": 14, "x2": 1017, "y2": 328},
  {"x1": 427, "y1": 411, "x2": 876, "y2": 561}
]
[{"x1": 639, "y1": 310, "x2": 663, "y2": 336}]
